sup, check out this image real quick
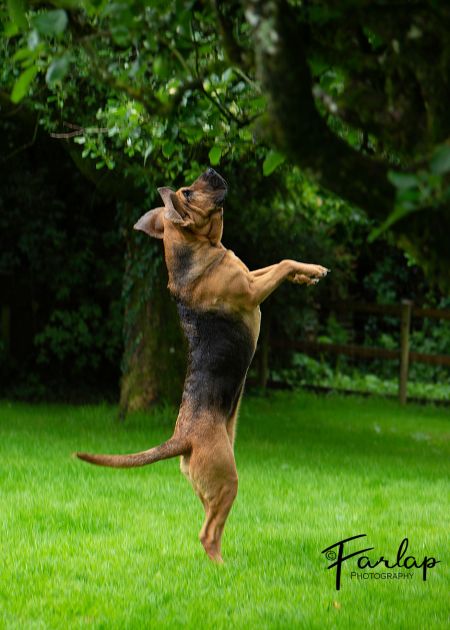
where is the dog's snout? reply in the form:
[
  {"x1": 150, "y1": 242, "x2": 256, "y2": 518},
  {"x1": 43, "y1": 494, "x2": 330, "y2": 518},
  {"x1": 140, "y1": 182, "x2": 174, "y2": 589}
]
[{"x1": 203, "y1": 168, "x2": 228, "y2": 190}]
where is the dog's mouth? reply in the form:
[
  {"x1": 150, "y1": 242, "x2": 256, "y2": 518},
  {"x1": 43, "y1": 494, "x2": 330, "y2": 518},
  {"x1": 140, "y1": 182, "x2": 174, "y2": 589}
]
[
  {"x1": 200, "y1": 168, "x2": 228, "y2": 207},
  {"x1": 213, "y1": 189, "x2": 227, "y2": 207},
  {"x1": 201, "y1": 167, "x2": 228, "y2": 191}
]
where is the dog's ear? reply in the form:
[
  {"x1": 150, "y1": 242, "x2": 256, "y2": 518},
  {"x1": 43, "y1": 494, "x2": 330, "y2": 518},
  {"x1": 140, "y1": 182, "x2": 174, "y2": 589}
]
[
  {"x1": 158, "y1": 187, "x2": 194, "y2": 228},
  {"x1": 133, "y1": 207, "x2": 165, "y2": 239}
]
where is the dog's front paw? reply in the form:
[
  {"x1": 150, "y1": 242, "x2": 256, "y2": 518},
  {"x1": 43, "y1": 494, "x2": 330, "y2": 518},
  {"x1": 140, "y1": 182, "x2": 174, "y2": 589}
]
[
  {"x1": 289, "y1": 273, "x2": 320, "y2": 286},
  {"x1": 303, "y1": 264, "x2": 330, "y2": 279}
]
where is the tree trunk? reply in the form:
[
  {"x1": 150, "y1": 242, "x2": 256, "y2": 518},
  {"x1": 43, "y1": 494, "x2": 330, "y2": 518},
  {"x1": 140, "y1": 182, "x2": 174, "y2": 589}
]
[{"x1": 119, "y1": 211, "x2": 186, "y2": 415}]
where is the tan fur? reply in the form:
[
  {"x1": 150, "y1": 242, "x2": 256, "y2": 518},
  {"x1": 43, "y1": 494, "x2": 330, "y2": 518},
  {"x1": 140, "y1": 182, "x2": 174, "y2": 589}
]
[{"x1": 76, "y1": 169, "x2": 329, "y2": 562}]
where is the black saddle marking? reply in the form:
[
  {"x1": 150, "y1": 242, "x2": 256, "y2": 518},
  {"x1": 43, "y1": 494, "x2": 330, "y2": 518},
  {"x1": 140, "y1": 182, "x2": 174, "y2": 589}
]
[{"x1": 177, "y1": 301, "x2": 255, "y2": 417}]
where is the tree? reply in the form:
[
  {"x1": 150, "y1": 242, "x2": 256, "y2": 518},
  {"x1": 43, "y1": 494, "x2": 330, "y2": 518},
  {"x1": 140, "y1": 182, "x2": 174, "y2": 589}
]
[
  {"x1": 3, "y1": 0, "x2": 449, "y2": 288},
  {"x1": 229, "y1": 0, "x2": 450, "y2": 288}
]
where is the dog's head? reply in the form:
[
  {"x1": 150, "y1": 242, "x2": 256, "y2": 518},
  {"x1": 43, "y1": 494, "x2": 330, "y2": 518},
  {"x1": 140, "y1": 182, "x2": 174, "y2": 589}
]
[{"x1": 134, "y1": 168, "x2": 228, "y2": 244}]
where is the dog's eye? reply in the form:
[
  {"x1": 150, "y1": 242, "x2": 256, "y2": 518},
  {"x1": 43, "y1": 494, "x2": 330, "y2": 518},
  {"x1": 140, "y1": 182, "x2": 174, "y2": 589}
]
[{"x1": 182, "y1": 189, "x2": 192, "y2": 200}]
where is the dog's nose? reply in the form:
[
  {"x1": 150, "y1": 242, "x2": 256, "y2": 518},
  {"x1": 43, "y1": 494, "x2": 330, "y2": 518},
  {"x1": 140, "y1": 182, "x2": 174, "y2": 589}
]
[{"x1": 204, "y1": 168, "x2": 228, "y2": 190}]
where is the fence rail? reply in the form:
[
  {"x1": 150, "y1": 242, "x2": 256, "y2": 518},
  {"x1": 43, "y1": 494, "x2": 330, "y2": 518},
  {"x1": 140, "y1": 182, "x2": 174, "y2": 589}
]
[
  {"x1": 274, "y1": 340, "x2": 450, "y2": 368},
  {"x1": 331, "y1": 301, "x2": 450, "y2": 320},
  {"x1": 263, "y1": 299, "x2": 450, "y2": 404}
]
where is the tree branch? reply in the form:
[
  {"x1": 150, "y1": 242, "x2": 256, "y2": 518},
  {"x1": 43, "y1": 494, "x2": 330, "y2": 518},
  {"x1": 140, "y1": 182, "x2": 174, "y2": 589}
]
[{"x1": 50, "y1": 121, "x2": 109, "y2": 139}]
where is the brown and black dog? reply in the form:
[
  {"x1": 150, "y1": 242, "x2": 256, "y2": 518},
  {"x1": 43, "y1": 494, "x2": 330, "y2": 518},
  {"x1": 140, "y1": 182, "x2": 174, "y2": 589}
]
[{"x1": 76, "y1": 168, "x2": 329, "y2": 562}]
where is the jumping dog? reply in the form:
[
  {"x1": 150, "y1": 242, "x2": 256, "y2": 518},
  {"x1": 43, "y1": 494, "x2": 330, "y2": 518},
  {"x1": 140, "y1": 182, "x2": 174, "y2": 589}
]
[{"x1": 76, "y1": 168, "x2": 329, "y2": 562}]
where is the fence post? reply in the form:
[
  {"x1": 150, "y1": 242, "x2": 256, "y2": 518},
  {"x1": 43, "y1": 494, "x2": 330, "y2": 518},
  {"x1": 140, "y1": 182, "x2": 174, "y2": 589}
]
[{"x1": 399, "y1": 299, "x2": 413, "y2": 404}]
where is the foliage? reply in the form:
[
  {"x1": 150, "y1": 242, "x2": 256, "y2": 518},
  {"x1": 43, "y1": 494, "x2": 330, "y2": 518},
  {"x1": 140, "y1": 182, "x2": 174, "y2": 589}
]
[
  {"x1": 34, "y1": 303, "x2": 121, "y2": 372},
  {"x1": 369, "y1": 152, "x2": 450, "y2": 242},
  {"x1": 2, "y1": 1, "x2": 450, "y2": 255},
  {"x1": 1, "y1": 0, "x2": 268, "y2": 406},
  {"x1": 271, "y1": 261, "x2": 450, "y2": 402},
  {"x1": 362, "y1": 259, "x2": 450, "y2": 383},
  {"x1": 0, "y1": 120, "x2": 123, "y2": 399},
  {"x1": 274, "y1": 354, "x2": 450, "y2": 402},
  {"x1": 246, "y1": 1, "x2": 450, "y2": 202},
  {"x1": 1, "y1": 0, "x2": 266, "y2": 186}
]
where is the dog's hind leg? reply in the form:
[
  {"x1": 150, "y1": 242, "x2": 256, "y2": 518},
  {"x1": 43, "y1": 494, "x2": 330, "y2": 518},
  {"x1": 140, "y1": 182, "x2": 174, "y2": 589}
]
[
  {"x1": 226, "y1": 392, "x2": 243, "y2": 451},
  {"x1": 199, "y1": 477, "x2": 238, "y2": 562},
  {"x1": 180, "y1": 454, "x2": 208, "y2": 509},
  {"x1": 180, "y1": 454, "x2": 191, "y2": 480},
  {"x1": 189, "y1": 425, "x2": 238, "y2": 562}
]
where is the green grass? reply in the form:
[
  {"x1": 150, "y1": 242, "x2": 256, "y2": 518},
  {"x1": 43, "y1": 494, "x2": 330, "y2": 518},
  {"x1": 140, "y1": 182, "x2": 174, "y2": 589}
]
[{"x1": 0, "y1": 392, "x2": 448, "y2": 629}]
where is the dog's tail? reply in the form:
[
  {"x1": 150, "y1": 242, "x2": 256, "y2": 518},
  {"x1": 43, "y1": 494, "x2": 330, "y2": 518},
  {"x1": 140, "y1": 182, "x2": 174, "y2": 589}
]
[{"x1": 75, "y1": 436, "x2": 189, "y2": 468}]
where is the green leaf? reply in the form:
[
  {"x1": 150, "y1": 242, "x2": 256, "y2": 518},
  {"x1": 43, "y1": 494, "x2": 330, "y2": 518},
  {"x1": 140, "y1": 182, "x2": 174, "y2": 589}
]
[
  {"x1": 162, "y1": 140, "x2": 175, "y2": 158},
  {"x1": 32, "y1": 10, "x2": 68, "y2": 37},
  {"x1": 152, "y1": 56, "x2": 171, "y2": 79},
  {"x1": 28, "y1": 30, "x2": 40, "y2": 51},
  {"x1": 143, "y1": 143, "x2": 153, "y2": 165},
  {"x1": 46, "y1": 54, "x2": 70, "y2": 85},
  {"x1": 263, "y1": 150, "x2": 285, "y2": 176},
  {"x1": 397, "y1": 188, "x2": 421, "y2": 204},
  {"x1": 387, "y1": 170, "x2": 418, "y2": 190},
  {"x1": 10, "y1": 65, "x2": 39, "y2": 103},
  {"x1": 111, "y1": 24, "x2": 130, "y2": 47},
  {"x1": 367, "y1": 205, "x2": 419, "y2": 243},
  {"x1": 430, "y1": 145, "x2": 450, "y2": 175},
  {"x1": 4, "y1": 22, "x2": 20, "y2": 37},
  {"x1": 209, "y1": 146, "x2": 222, "y2": 166},
  {"x1": 183, "y1": 126, "x2": 203, "y2": 143},
  {"x1": 7, "y1": 0, "x2": 28, "y2": 31},
  {"x1": 12, "y1": 47, "x2": 33, "y2": 62}
]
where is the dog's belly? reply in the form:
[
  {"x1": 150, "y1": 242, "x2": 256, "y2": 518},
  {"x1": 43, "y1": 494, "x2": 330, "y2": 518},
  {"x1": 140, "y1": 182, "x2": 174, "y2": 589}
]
[{"x1": 177, "y1": 301, "x2": 257, "y2": 418}]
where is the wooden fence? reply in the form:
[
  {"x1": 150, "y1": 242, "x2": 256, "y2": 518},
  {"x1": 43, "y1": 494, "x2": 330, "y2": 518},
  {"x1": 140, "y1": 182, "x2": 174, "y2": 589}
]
[
  {"x1": 262, "y1": 300, "x2": 450, "y2": 404},
  {"x1": 2, "y1": 300, "x2": 449, "y2": 404}
]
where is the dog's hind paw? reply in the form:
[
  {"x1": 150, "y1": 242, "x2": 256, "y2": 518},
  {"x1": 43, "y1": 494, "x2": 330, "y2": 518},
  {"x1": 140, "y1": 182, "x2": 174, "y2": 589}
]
[{"x1": 200, "y1": 537, "x2": 224, "y2": 563}]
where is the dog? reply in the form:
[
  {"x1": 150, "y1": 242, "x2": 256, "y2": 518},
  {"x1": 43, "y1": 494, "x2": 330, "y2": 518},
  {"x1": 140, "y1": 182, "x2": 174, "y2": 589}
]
[{"x1": 76, "y1": 168, "x2": 329, "y2": 562}]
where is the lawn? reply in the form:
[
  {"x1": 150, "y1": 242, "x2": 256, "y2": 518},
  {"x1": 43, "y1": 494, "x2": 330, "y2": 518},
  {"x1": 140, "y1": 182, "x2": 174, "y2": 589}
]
[{"x1": 0, "y1": 392, "x2": 448, "y2": 629}]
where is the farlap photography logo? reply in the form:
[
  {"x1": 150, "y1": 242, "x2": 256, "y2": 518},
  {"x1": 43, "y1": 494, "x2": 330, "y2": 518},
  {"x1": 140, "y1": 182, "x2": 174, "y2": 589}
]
[{"x1": 322, "y1": 534, "x2": 441, "y2": 591}]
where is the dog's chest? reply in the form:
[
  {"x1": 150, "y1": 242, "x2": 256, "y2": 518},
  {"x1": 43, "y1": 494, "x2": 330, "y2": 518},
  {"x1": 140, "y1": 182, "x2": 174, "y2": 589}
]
[{"x1": 166, "y1": 241, "x2": 224, "y2": 296}]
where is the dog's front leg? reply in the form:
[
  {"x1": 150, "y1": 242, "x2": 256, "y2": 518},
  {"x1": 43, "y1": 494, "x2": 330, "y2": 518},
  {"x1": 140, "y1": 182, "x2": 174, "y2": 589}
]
[{"x1": 248, "y1": 259, "x2": 328, "y2": 305}]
